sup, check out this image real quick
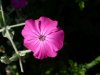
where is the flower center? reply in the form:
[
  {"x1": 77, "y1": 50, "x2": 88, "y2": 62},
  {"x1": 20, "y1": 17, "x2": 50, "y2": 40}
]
[{"x1": 38, "y1": 35, "x2": 46, "y2": 41}]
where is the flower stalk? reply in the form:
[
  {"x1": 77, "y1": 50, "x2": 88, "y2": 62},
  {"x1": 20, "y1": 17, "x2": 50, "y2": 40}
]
[{"x1": 9, "y1": 23, "x2": 25, "y2": 29}]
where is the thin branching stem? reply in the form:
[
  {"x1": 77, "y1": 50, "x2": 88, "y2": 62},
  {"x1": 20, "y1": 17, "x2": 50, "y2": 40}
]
[
  {"x1": 0, "y1": 23, "x2": 25, "y2": 32},
  {"x1": 0, "y1": 28, "x2": 4, "y2": 32},
  {"x1": 7, "y1": 30, "x2": 18, "y2": 53},
  {"x1": 0, "y1": 0, "x2": 24, "y2": 72},
  {"x1": 9, "y1": 23, "x2": 25, "y2": 29},
  {"x1": 0, "y1": 0, "x2": 6, "y2": 26},
  {"x1": 7, "y1": 30, "x2": 24, "y2": 72}
]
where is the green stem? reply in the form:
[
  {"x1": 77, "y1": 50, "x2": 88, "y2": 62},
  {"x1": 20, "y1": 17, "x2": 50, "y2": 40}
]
[
  {"x1": 8, "y1": 23, "x2": 25, "y2": 29},
  {"x1": 0, "y1": 28, "x2": 4, "y2": 32},
  {"x1": 0, "y1": 0, "x2": 6, "y2": 26},
  {"x1": 7, "y1": 30, "x2": 24, "y2": 72},
  {"x1": 0, "y1": 0, "x2": 24, "y2": 72},
  {"x1": 0, "y1": 50, "x2": 31, "y2": 64},
  {"x1": 86, "y1": 56, "x2": 100, "y2": 69}
]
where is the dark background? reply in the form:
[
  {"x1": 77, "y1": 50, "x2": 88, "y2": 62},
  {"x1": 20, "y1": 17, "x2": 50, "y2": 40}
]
[{"x1": 0, "y1": 0, "x2": 100, "y2": 75}]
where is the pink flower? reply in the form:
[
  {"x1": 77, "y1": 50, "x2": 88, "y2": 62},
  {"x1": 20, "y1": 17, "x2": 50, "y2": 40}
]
[
  {"x1": 11, "y1": 0, "x2": 28, "y2": 9},
  {"x1": 22, "y1": 16, "x2": 64, "y2": 59}
]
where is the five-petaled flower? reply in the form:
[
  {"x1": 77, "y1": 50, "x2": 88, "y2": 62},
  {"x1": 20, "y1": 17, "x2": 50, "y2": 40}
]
[
  {"x1": 11, "y1": 0, "x2": 28, "y2": 9},
  {"x1": 22, "y1": 16, "x2": 64, "y2": 59}
]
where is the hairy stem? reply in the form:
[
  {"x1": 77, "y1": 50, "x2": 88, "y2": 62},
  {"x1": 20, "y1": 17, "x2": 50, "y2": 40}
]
[
  {"x1": 7, "y1": 30, "x2": 24, "y2": 72},
  {"x1": 0, "y1": 0, "x2": 24, "y2": 72},
  {"x1": 9, "y1": 23, "x2": 25, "y2": 29}
]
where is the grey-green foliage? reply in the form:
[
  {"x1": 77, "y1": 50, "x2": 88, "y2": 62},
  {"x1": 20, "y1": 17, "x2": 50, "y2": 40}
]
[
  {"x1": 68, "y1": 60, "x2": 86, "y2": 75},
  {"x1": 41, "y1": 60, "x2": 87, "y2": 75}
]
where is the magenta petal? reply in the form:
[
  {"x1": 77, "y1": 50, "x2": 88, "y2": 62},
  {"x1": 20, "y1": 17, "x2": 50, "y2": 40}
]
[
  {"x1": 33, "y1": 42, "x2": 47, "y2": 59},
  {"x1": 46, "y1": 30, "x2": 64, "y2": 51},
  {"x1": 34, "y1": 41, "x2": 57, "y2": 59},
  {"x1": 35, "y1": 16, "x2": 58, "y2": 35},
  {"x1": 24, "y1": 38, "x2": 40, "y2": 52},
  {"x1": 45, "y1": 41, "x2": 57, "y2": 57},
  {"x1": 22, "y1": 19, "x2": 40, "y2": 38}
]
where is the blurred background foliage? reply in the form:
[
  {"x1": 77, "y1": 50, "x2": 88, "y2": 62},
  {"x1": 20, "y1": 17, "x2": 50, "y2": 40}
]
[{"x1": 0, "y1": 0, "x2": 100, "y2": 75}]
